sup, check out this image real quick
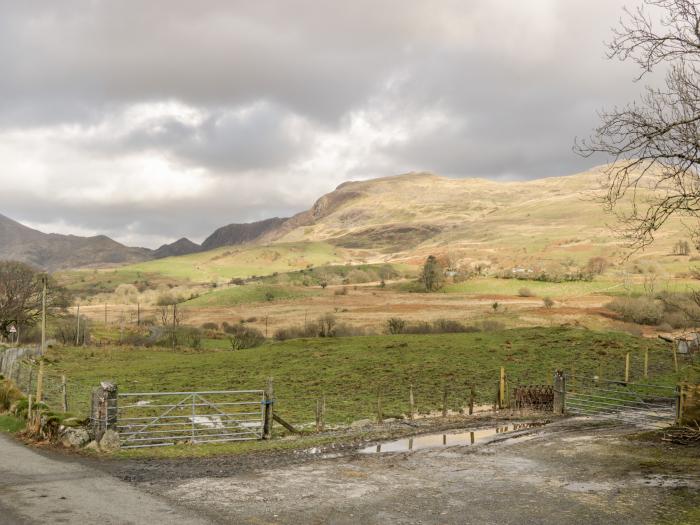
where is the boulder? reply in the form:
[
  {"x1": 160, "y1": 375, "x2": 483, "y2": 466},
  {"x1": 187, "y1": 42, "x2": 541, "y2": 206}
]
[
  {"x1": 98, "y1": 429, "x2": 121, "y2": 452},
  {"x1": 60, "y1": 426, "x2": 90, "y2": 448},
  {"x1": 84, "y1": 440, "x2": 100, "y2": 451}
]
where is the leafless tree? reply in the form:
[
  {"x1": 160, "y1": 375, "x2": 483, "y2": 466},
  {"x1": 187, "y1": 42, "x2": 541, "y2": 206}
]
[
  {"x1": 576, "y1": 0, "x2": 700, "y2": 250},
  {"x1": 0, "y1": 261, "x2": 68, "y2": 337}
]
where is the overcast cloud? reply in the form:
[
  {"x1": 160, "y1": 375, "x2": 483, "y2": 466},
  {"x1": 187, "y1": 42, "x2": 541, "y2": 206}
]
[{"x1": 0, "y1": 0, "x2": 651, "y2": 247}]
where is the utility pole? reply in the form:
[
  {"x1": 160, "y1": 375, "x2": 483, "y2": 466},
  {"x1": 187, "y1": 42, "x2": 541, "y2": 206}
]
[{"x1": 41, "y1": 275, "x2": 47, "y2": 354}]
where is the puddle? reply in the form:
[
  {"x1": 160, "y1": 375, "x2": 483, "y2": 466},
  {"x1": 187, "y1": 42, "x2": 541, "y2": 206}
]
[{"x1": 360, "y1": 422, "x2": 547, "y2": 454}]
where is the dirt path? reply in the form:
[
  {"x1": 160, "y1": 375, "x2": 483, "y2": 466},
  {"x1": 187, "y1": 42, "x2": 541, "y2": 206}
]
[
  {"x1": 0, "y1": 434, "x2": 211, "y2": 525},
  {"x1": 127, "y1": 418, "x2": 700, "y2": 525}
]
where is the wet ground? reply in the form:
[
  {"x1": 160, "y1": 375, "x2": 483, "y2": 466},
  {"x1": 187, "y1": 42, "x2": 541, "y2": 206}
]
[{"x1": 101, "y1": 417, "x2": 700, "y2": 524}]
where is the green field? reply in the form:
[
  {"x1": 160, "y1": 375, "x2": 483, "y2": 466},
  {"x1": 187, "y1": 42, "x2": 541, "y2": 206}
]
[
  {"x1": 125, "y1": 242, "x2": 345, "y2": 282},
  {"x1": 182, "y1": 284, "x2": 319, "y2": 307},
  {"x1": 45, "y1": 328, "x2": 687, "y2": 426}
]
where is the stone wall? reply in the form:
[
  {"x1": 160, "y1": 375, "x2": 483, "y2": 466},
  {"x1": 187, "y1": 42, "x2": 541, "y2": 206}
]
[{"x1": 0, "y1": 346, "x2": 41, "y2": 379}]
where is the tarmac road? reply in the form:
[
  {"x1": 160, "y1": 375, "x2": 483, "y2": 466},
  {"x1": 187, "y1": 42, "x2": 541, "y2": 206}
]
[{"x1": 0, "y1": 433, "x2": 211, "y2": 525}]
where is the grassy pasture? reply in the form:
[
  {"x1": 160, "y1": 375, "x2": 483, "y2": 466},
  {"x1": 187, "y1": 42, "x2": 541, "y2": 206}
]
[
  {"x1": 182, "y1": 284, "x2": 319, "y2": 308},
  {"x1": 45, "y1": 328, "x2": 681, "y2": 426},
  {"x1": 125, "y1": 242, "x2": 345, "y2": 282}
]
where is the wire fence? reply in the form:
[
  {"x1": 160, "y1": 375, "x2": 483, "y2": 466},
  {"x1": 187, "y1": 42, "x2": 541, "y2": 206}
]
[{"x1": 6, "y1": 357, "x2": 94, "y2": 416}]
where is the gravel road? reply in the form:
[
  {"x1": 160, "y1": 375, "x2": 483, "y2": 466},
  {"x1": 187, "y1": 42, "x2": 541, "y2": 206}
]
[
  {"x1": 0, "y1": 433, "x2": 211, "y2": 524},
  {"x1": 2, "y1": 418, "x2": 699, "y2": 524}
]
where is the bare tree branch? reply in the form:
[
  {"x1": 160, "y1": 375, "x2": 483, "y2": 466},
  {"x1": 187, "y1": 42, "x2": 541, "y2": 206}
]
[{"x1": 576, "y1": 0, "x2": 700, "y2": 250}]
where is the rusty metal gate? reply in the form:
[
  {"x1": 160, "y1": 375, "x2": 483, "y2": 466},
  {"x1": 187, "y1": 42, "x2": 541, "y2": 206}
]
[
  {"x1": 117, "y1": 390, "x2": 266, "y2": 448},
  {"x1": 565, "y1": 375, "x2": 678, "y2": 429}
]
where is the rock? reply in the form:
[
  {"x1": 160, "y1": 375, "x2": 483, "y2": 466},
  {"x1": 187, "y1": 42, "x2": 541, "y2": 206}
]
[
  {"x1": 60, "y1": 427, "x2": 90, "y2": 448},
  {"x1": 61, "y1": 417, "x2": 84, "y2": 428},
  {"x1": 84, "y1": 440, "x2": 100, "y2": 451},
  {"x1": 98, "y1": 429, "x2": 121, "y2": 452}
]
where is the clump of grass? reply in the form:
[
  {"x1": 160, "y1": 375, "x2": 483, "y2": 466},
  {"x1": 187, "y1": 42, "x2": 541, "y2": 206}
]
[{"x1": 0, "y1": 379, "x2": 24, "y2": 411}]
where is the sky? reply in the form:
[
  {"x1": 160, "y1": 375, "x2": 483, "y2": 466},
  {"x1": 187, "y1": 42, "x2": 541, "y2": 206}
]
[{"x1": 0, "y1": 0, "x2": 651, "y2": 248}]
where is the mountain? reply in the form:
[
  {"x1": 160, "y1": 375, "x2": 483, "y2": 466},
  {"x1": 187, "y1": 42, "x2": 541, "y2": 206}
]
[
  {"x1": 255, "y1": 166, "x2": 685, "y2": 266},
  {"x1": 0, "y1": 214, "x2": 152, "y2": 271},
  {"x1": 201, "y1": 217, "x2": 287, "y2": 251},
  {"x1": 3, "y1": 165, "x2": 684, "y2": 274},
  {"x1": 152, "y1": 238, "x2": 201, "y2": 259}
]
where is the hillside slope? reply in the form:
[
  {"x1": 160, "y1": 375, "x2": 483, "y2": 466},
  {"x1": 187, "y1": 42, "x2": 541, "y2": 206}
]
[
  {"x1": 259, "y1": 166, "x2": 685, "y2": 267},
  {"x1": 0, "y1": 214, "x2": 152, "y2": 271}
]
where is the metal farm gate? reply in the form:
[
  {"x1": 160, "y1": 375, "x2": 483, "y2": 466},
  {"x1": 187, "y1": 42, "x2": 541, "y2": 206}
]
[
  {"x1": 565, "y1": 375, "x2": 678, "y2": 429},
  {"x1": 117, "y1": 390, "x2": 266, "y2": 448}
]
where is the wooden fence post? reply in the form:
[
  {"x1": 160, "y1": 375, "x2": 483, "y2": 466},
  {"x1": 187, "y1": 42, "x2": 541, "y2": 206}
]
[
  {"x1": 644, "y1": 349, "x2": 649, "y2": 379},
  {"x1": 553, "y1": 370, "x2": 566, "y2": 415},
  {"x1": 442, "y1": 385, "x2": 448, "y2": 417},
  {"x1": 263, "y1": 377, "x2": 274, "y2": 439},
  {"x1": 35, "y1": 360, "x2": 44, "y2": 403},
  {"x1": 499, "y1": 367, "x2": 506, "y2": 409},
  {"x1": 61, "y1": 375, "x2": 68, "y2": 412},
  {"x1": 409, "y1": 384, "x2": 415, "y2": 420},
  {"x1": 624, "y1": 352, "x2": 630, "y2": 384},
  {"x1": 376, "y1": 388, "x2": 383, "y2": 424},
  {"x1": 27, "y1": 394, "x2": 33, "y2": 420},
  {"x1": 469, "y1": 384, "x2": 475, "y2": 415},
  {"x1": 315, "y1": 396, "x2": 326, "y2": 432}
]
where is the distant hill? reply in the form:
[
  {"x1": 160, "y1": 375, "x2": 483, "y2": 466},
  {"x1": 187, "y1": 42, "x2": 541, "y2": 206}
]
[
  {"x1": 152, "y1": 238, "x2": 201, "y2": 259},
  {"x1": 201, "y1": 217, "x2": 287, "y2": 251},
  {"x1": 0, "y1": 214, "x2": 152, "y2": 271}
]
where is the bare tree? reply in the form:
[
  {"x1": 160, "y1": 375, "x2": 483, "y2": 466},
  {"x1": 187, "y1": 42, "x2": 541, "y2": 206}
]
[
  {"x1": 0, "y1": 261, "x2": 68, "y2": 338},
  {"x1": 576, "y1": 0, "x2": 700, "y2": 249}
]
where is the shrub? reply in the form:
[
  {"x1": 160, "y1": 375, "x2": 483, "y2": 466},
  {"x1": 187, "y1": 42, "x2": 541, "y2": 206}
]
[
  {"x1": 318, "y1": 313, "x2": 337, "y2": 337},
  {"x1": 201, "y1": 322, "x2": 219, "y2": 330},
  {"x1": 273, "y1": 324, "x2": 319, "y2": 341},
  {"x1": 518, "y1": 288, "x2": 534, "y2": 297},
  {"x1": 0, "y1": 379, "x2": 24, "y2": 411},
  {"x1": 543, "y1": 297, "x2": 554, "y2": 309},
  {"x1": 606, "y1": 297, "x2": 663, "y2": 325},
  {"x1": 387, "y1": 317, "x2": 406, "y2": 334},
  {"x1": 334, "y1": 287, "x2": 348, "y2": 296},
  {"x1": 227, "y1": 325, "x2": 265, "y2": 350}
]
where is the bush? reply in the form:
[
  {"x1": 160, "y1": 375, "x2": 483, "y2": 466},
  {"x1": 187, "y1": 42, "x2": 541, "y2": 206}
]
[
  {"x1": 334, "y1": 287, "x2": 349, "y2": 296},
  {"x1": 388, "y1": 318, "x2": 480, "y2": 335},
  {"x1": 543, "y1": 297, "x2": 554, "y2": 309},
  {"x1": 273, "y1": 324, "x2": 319, "y2": 341},
  {"x1": 201, "y1": 322, "x2": 219, "y2": 330},
  {"x1": 606, "y1": 297, "x2": 663, "y2": 325},
  {"x1": 226, "y1": 325, "x2": 265, "y2": 350},
  {"x1": 518, "y1": 288, "x2": 534, "y2": 297},
  {"x1": 387, "y1": 317, "x2": 406, "y2": 334},
  {"x1": 0, "y1": 379, "x2": 24, "y2": 411}
]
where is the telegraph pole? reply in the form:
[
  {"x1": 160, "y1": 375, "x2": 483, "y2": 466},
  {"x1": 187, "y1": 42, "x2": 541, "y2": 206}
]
[{"x1": 41, "y1": 275, "x2": 47, "y2": 353}]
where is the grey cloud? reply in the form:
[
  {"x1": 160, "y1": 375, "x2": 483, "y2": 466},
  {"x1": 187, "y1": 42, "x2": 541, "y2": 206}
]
[
  {"x1": 0, "y1": 0, "x2": 655, "y2": 245},
  {"x1": 114, "y1": 104, "x2": 308, "y2": 171}
]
